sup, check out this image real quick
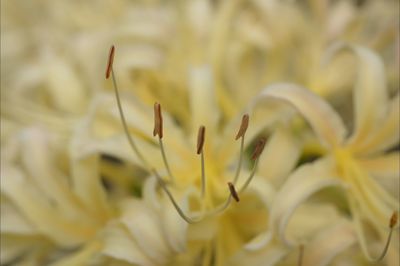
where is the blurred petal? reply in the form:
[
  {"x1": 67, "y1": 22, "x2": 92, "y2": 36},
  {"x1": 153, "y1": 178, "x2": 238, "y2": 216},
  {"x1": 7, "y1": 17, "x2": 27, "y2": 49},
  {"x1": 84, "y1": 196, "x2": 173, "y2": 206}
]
[
  {"x1": 326, "y1": 43, "x2": 388, "y2": 146},
  {"x1": 254, "y1": 83, "x2": 347, "y2": 147},
  {"x1": 119, "y1": 199, "x2": 171, "y2": 265},
  {"x1": 102, "y1": 223, "x2": 155, "y2": 266},
  {"x1": 353, "y1": 94, "x2": 399, "y2": 155},
  {"x1": 303, "y1": 220, "x2": 356, "y2": 266},
  {"x1": 268, "y1": 158, "x2": 343, "y2": 246},
  {"x1": 258, "y1": 126, "x2": 301, "y2": 186}
]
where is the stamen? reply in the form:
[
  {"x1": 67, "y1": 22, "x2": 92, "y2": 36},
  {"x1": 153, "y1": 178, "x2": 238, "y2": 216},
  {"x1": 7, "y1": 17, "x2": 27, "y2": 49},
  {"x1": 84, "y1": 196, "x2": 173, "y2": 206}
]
[
  {"x1": 197, "y1": 126, "x2": 206, "y2": 198},
  {"x1": 228, "y1": 182, "x2": 240, "y2": 202},
  {"x1": 106, "y1": 46, "x2": 149, "y2": 168},
  {"x1": 153, "y1": 170, "x2": 201, "y2": 224},
  {"x1": 297, "y1": 244, "x2": 304, "y2": 266},
  {"x1": 105, "y1": 45, "x2": 115, "y2": 79},
  {"x1": 197, "y1": 126, "x2": 206, "y2": 154},
  {"x1": 240, "y1": 138, "x2": 267, "y2": 193},
  {"x1": 251, "y1": 137, "x2": 267, "y2": 161},
  {"x1": 153, "y1": 103, "x2": 175, "y2": 182},
  {"x1": 235, "y1": 114, "x2": 249, "y2": 140},
  {"x1": 373, "y1": 211, "x2": 398, "y2": 262},
  {"x1": 233, "y1": 114, "x2": 249, "y2": 185},
  {"x1": 153, "y1": 103, "x2": 163, "y2": 138}
]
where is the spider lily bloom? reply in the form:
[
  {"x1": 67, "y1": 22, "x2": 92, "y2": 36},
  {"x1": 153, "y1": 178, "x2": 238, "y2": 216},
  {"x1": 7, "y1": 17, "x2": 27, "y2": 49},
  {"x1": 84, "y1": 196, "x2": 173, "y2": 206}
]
[{"x1": 247, "y1": 44, "x2": 399, "y2": 264}]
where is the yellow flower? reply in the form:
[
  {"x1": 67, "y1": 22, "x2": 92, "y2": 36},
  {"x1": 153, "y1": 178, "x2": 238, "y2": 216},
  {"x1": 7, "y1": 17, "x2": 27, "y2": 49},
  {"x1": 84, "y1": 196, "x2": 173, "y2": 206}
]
[{"x1": 249, "y1": 44, "x2": 399, "y2": 264}]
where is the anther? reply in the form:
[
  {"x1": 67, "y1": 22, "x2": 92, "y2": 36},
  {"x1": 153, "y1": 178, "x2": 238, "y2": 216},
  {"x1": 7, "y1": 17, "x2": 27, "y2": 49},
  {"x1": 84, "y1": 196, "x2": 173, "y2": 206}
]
[
  {"x1": 153, "y1": 102, "x2": 163, "y2": 138},
  {"x1": 105, "y1": 45, "x2": 115, "y2": 79},
  {"x1": 197, "y1": 126, "x2": 206, "y2": 198},
  {"x1": 251, "y1": 137, "x2": 267, "y2": 160},
  {"x1": 197, "y1": 126, "x2": 206, "y2": 154},
  {"x1": 389, "y1": 211, "x2": 398, "y2": 228},
  {"x1": 240, "y1": 137, "x2": 267, "y2": 193},
  {"x1": 228, "y1": 182, "x2": 240, "y2": 202},
  {"x1": 235, "y1": 114, "x2": 249, "y2": 140}
]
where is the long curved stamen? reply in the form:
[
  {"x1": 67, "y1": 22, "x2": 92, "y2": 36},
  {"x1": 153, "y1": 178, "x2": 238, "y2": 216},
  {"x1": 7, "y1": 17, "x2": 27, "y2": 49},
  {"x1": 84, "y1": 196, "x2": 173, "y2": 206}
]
[
  {"x1": 239, "y1": 137, "x2": 266, "y2": 193},
  {"x1": 197, "y1": 126, "x2": 206, "y2": 198},
  {"x1": 372, "y1": 211, "x2": 398, "y2": 262},
  {"x1": 233, "y1": 114, "x2": 249, "y2": 185},
  {"x1": 153, "y1": 102, "x2": 175, "y2": 182},
  {"x1": 153, "y1": 170, "x2": 201, "y2": 224},
  {"x1": 106, "y1": 45, "x2": 150, "y2": 169}
]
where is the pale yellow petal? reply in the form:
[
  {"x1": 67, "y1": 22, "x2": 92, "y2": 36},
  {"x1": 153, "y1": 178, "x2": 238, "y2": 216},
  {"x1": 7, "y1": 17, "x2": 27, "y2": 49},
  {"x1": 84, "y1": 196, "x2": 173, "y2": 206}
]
[
  {"x1": 119, "y1": 199, "x2": 171, "y2": 265},
  {"x1": 102, "y1": 223, "x2": 156, "y2": 266},
  {"x1": 254, "y1": 83, "x2": 347, "y2": 147},
  {"x1": 257, "y1": 126, "x2": 301, "y2": 187},
  {"x1": 303, "y1": 220, "x2": 356, "y2": 266},
  {"x1": 353, "y1": 94, "x2": 399, "y2": 155},
  {"x1": 326, "y1": 43, "x2": 388, "y2": 146},
  {"x1": 1, "y1": 166, "x2": 95, "y2": 246},
  {"x1": 268, "y1": 158, "x2": 343, "y2": 246}
]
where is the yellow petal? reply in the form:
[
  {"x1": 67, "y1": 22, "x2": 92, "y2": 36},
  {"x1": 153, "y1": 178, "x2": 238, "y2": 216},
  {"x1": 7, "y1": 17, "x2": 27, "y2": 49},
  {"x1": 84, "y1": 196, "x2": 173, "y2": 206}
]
[
  {"x1": 326, "y1": 43, "x2": 389, "y2": 146},
  {"x1": 254, "y1": 83, "x2": 347, "y2": 147}
]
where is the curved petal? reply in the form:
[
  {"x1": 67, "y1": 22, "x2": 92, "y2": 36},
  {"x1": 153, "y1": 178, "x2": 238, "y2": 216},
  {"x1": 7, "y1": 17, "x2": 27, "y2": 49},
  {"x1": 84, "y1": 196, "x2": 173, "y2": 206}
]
[
  {"x1": 50, "y1": 241, "x2": 102, "y2": 266},
  {"x1": 1, "y1": 166, "x2": 96, "y2": 247},
  {"x1": 188, "y1": 65, "x2": 219, "y2": 140},
  {"x1": 257, "y1": 126, "x2": 301, "y2": 187},
  {"x1": 302, "y1": 220, "x2": 356, "y2": 266},
  {"x1": 227, "y1": 246, "x2": 288, "y2": 266},
  {"x1": 325, "y1": 43, "x2": 389, "y2": 146},
  {"x1": 358, "y1": 153, "x2": 400, "y2": 179},
  {"x1": 352, "y1": 94, "x2": 399, "y2": 155},
  {"x1": 242, "y1": 178, "x2": 276, "y2": 251},
  {"x1": 253, "y1": 83, "x2": 347, "y2": 147},
  {"x1": 119, "y1": 199, "x2": 172, "y2": 265},
  {"x1": 268, "y1": 158, "x2": 343, "y2": 246},
  {"x1": 102, "y1": 222, "x2": 155, "y2": 266}
]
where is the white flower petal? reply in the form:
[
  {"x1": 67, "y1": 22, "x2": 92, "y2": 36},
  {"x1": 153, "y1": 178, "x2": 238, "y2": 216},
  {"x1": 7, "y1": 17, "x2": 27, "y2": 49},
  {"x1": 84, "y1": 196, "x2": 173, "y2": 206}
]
[
  {"x1": 303, "y1": 220, "x2": 356, "y2": 266},
  {"x1": 19, "y1": 128, "x2": 94, "y2": 223},
  {"x1": 353, "y1": 94, "x2": 399, "y2": 155},
  {"x1": 258, "y1": 126, "x2": 301, "y2": 187},
  {"x1": 1, "y1": 166, "x2": 95, "y2": 246},
  {"x1": 268, "y1": 158, "x2": 343, "y2": 246},
  {"x1": 0, "y1": 198, "x2": 36, "y2": 234},
  {"x1": 70, "y1": 155, "x2": 113, "y2": 221},
  {"x1": 49, "y1": 241, "x2": 102, "y2": 266},
  {"x1": 188, "y1": 65, "x2": 219, "y2": 140},
  {"x1": 254, "y1": 83, "x2": 347, "y2": 147},
  {"x1": 326, "y1": 43, "x2": 389, "y2": 146},
  {"x1": 102, "y1": 223, "x2": 156, "y2": 266},
  {"x1": 120, "y1": 199, "x2": 171, "y2": 265},
  {"x1": 228, "y1": 245, "x2": 288, "y2": 266}
]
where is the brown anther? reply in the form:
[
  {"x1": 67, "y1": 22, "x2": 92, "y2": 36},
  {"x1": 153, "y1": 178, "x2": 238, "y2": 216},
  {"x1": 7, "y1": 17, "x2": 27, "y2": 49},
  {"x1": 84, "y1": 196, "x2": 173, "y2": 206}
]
[
  {"x1": 390, "y1": 211, "x2": 398, "y2": 228},
  {"x1": 235, "y1": 114, "x2": 250, "y2": 140},
  {"x1": 153, "y1": 102, "x2": 163, "y2": 139},
  {"x1": 251, "y1": 137, "x2": 267, "y2": 160},
  {"x1": 228, "y1": 182, "x2": 240, "y2": 202},
  {"x1": 105, "y1": 45, "x2": 115, "y2": 79},
  {"x1": 197, "y1": 126, "x2": 206, "y2": 154}
]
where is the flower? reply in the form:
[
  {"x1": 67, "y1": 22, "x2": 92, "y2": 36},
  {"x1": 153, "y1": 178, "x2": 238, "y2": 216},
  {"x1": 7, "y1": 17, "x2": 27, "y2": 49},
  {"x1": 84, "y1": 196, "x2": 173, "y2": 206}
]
[
  {"x1": 1, "y1": 0, "x2": 399, "y2": 265},
  {"x1": 248, "y1": 44, "x2": 399, "y2": 264}
]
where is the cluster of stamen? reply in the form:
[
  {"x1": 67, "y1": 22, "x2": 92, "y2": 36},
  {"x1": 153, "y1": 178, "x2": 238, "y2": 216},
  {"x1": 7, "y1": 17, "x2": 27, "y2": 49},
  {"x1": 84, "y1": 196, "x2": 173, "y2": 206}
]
[
  {"x1": 106, "y1": 45, "x2": 266, "y2": 224},
  {"x1": 106, "y1": 46, "x2": 397, "y2": 262}
]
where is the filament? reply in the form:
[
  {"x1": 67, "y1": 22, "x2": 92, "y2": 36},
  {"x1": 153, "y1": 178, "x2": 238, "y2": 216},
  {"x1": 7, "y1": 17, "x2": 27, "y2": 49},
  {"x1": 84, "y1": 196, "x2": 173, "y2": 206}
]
[
  {"x1": 111, "y1": 69, "x2": 150, "y2": 169},
  {"x1": 159, "y1": 138, "x2": 176, "y2": 183},
  {"x1": 297, "y1": 244, "x2": 304, "y2": 266}
]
